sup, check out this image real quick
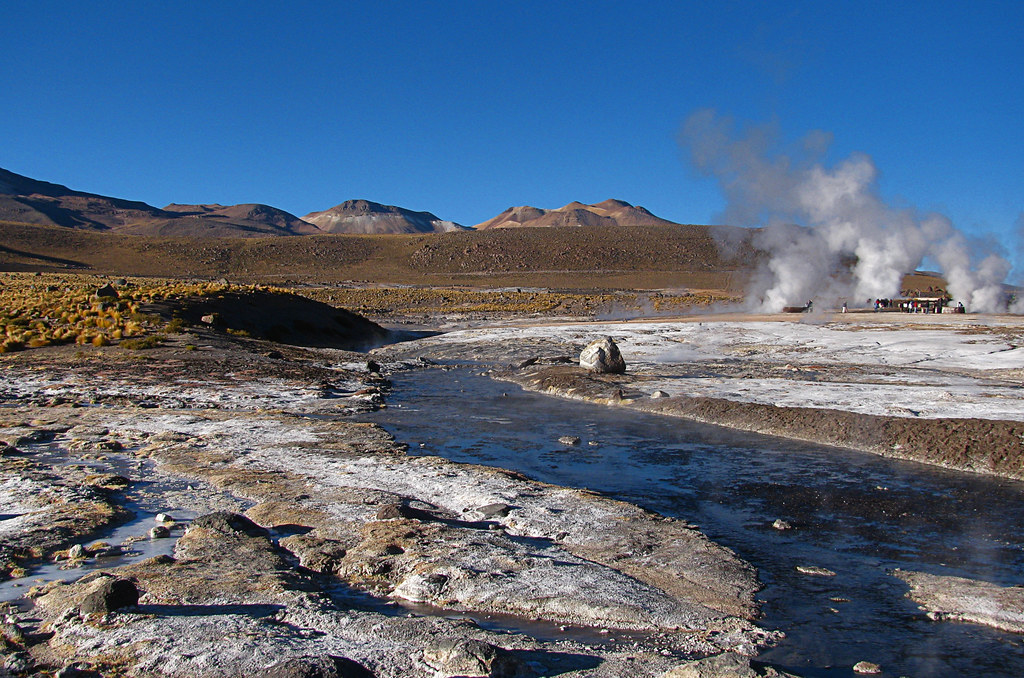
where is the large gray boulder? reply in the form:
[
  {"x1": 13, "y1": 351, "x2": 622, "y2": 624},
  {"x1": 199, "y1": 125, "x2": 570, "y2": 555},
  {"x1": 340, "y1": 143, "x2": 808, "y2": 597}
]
[{"x1": 579, "y1": 336, "x2": 626, "y2": 374}]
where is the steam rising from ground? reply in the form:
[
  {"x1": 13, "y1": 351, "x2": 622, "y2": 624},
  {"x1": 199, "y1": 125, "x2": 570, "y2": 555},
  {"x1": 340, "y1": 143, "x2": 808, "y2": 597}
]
[{"x1": 681, "y1": 110, "x2": 1011, "y2": 312}]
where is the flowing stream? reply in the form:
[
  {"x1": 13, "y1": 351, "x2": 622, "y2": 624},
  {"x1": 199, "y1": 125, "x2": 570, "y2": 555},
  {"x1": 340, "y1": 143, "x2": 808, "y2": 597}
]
[{"x1": 361, "y1": 366, "x2": 1024, "y2": 678}]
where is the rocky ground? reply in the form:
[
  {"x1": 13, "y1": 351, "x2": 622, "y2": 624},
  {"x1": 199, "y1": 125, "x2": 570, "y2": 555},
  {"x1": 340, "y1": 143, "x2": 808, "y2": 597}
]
[
  {"x1": 0, "y1": 327, "x2": 783, "y2": 677},
  {"x1": 5, "y1": 285, "x2": 1024, "y2": 676}
]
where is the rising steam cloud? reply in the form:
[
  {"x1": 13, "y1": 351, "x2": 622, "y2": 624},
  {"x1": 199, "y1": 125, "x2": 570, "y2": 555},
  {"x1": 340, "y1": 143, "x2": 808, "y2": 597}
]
[{"x1": 681, "y1": 110, "x2": 1011, "y2": 312}]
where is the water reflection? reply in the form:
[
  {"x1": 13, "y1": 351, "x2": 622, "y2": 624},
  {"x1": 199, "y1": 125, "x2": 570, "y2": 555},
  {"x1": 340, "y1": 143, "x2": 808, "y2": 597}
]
[{"x1": 363, "y1": 366, "x2": 1024, "y2": 677}]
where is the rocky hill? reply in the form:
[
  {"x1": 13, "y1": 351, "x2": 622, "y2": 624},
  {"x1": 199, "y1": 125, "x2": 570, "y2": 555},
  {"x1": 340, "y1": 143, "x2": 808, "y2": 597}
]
[
  {"x1": 159, "y1": 203, "x2": 322, "y2": 236},
  {"x1": 0, "y1": 167, "x2": 171, "y2": 231},
  {"x1": 0, "y1": 168, "x2": 318, "y2": 237},
  {"x1": 302, "y1": 199, "x2": 467, "y2": 234},
  {"x1": 474, "y1": 199, "x2": 679, "y2": 229}
]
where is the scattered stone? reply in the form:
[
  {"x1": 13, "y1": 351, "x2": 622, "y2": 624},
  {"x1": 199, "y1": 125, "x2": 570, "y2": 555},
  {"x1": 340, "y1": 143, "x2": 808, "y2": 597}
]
[
  {"x1": 66, "y1": 544, "x2": 87, "y2": 561},
  {"x1": 579, "y1": 336, "x2": 626, "y2": 374},
  {"x1": 94, "y1": 284, "x2": 118, "y2": 299},
  {"x1": 651, "y1": 390, "x2": 670, "y2": 398},
  {"x1": 558, "y1": 435, "x2": 581, "y2": 446},
  {"x1": 200, "y1": 313, "x2": 218, "y2": 325},
  {"x1": 375, "y1": 503, "x2": 432, "y2": 521},
  {"x1": 189, "y1": 511, "x2": 268, "y2": 537},
  {"x1": 149, "y1": 525, "x2": 170, "y2": 539},
  {"x1": 79, "y1": 576, "x2": 139, "y2": 615},
  {"x1": 154, "y1": 513, "x2": 174, "y2": 523},
  {"x1": 772, "y1": 519, "x2": 792, "y2": 530},
  {"x1": 853, "y1": 660, "x2": 882, "y2": 674},
  {"x1": 252, "y1": 655, "x2": 373, "y2": 678},
  {"x1": 796, "y1": 565, "x2": 836, "y2": 577},
  {"x1": 422, "y1": 638, "x2": 523, "y2": 678},
  {"x1": 4, "y1": 652, "x2": 31, "y2": 674},
  {"x1": 476, "y1": 502, "x2": 512, "y2": 519}
]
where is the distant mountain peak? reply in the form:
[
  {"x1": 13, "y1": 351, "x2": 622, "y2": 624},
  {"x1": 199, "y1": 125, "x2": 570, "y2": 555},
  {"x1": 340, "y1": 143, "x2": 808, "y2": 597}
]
[
  {"x1": 473, "y1": 199, "x2": 676, "y2": 229},
  {"x1": 302, "y1": 200, "x2": 466, "y2": 234}
]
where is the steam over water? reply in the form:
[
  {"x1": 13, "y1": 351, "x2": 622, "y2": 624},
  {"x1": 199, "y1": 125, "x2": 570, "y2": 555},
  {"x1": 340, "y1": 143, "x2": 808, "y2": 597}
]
[
  {"x1": 680, "y1": 110, "x2": 1013, "y2": 312},
  {"x1": 364, "y1": 367, "x2": 1024, "y2": 677}
]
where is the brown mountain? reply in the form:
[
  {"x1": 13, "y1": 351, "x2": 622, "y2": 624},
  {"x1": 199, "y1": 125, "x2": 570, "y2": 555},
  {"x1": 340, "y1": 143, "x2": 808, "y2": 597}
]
[
  {"x1": 473, "y1": 199, "x2": 679, "y2": 229},
  {"x1": 0, "y1": 167, "x2": 171, "y2": 231},
  {"x1": 303, "y1": 199, "x2": 467, "y2": 234},
  {"x1": 158, "y1": 203, "x2": 321, "y2": 236},
  {"x1": 0, "y1": 167, "x2": 318, "y2": 237}
]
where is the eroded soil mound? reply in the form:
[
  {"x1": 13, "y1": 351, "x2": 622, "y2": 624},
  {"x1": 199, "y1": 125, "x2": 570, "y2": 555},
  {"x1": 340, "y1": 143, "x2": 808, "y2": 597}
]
[{"x1": 159, "y1": 289, "x2": 392, "y2": 350}]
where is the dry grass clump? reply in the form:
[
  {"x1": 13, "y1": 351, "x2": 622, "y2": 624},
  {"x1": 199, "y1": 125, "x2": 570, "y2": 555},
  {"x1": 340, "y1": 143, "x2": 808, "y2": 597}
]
[{"x1": 0, "y1": 273, "x2": 289, "y2": 353}]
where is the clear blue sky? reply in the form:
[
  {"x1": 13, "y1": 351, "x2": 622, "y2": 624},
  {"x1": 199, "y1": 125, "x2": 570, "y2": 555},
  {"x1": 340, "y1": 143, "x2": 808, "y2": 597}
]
[{"x1": 4, "y1": 2, "x2": 1021, "y2": 243}]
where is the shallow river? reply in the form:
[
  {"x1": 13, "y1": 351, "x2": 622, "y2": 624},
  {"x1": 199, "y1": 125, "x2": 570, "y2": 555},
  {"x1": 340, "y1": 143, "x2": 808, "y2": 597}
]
[{"x1": 362, "y1": 366, "x2": 1024, "y2": 678}]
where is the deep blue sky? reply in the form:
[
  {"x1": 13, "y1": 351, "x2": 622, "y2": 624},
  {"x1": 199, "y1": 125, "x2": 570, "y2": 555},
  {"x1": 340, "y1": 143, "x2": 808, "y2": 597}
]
[{"x1": 4, "y1": 2, "x2": 1021, "y2": 242}]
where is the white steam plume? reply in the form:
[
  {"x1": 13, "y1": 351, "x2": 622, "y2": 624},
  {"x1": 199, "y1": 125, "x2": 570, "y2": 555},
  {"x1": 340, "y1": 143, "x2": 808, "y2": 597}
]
[{"x1": 681, "y1": 110, "x2": 1011, "y2": 312}]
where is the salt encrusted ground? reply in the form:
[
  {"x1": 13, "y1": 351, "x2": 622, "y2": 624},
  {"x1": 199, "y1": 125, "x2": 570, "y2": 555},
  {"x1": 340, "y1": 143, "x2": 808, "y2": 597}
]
[
  {"x1": 4, "y1": 311, "x2": 1024, "y2": 676},
  {"x1": 0, "y1": 328, "x2": 776, "y2": 677},
  {"x1": 383, "y1": 312, "x2": 1024, "y2": 421}
]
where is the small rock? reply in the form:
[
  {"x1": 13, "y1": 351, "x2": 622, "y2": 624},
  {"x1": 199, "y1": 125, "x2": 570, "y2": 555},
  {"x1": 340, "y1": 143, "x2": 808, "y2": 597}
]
[
  {"x1": 772, "y1": 519, "x2": 792, "y2": 530},
  {"x1": 4, "y1": 652, "x2": 32, "y2": 673},
  {"x1": 375, "y1": 503, "x2": 431, "y2": 522},
  {"x1": 853, "y1": 660, "x2": 882, "y2": 674},
  {"x1": 149, "y1": 525, "x2": 171, "y2": 539},
  {"x1": 796, "y1": 565, "x2": 837, "y2": 577},
  {"x1": 651, "y1": 390, "x2": 670, "y2": 398},
  {"x1": 189, "y1": 511, "x2": 268, "y2": 537},
  {"x1": 67, "y1": 544, "x2": 87, "y2": 560},
  {"x1": 79, "y1": 577, "x2": 139, "y2": 615},
  {"x1": 0, "y1": 621, "x2": 26, "y2": 645},
  {"x1": 154, "y1": 513, "x2": 174, "y2": 523},
  {"x1": 579, "y1": 336, "x2": 626, "y2": 374},
  {"x1": 423, "y1": 639, "x2": 523, "y2": 678},
  {"x1": 476, "y1": 503, "x2": 512, "y2": 519},
  {"x1": 558, "y1": 435, "x2": 581, "y2": 446},
  {"x1": 200, "y1": 314, "x2": 218, "y2": 325},
  {"x1": 94, "y1": 284, "x2": 118, "y2": 299}
]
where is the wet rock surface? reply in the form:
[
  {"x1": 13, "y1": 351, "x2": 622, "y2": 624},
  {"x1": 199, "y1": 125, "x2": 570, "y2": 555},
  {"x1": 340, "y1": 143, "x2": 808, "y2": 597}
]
[
  {"x1": 893, "y1": 569, "x2": 1024, "y2": 633},
  {"x1": 0, "y1": 332, "x2": 773, "y2": 676}
]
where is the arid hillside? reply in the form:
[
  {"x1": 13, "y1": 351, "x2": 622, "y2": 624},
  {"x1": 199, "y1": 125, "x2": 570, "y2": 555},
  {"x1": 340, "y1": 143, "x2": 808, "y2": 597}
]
[{"x1": 0, "y1": 219, "x2": 755, "y2": 291}]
